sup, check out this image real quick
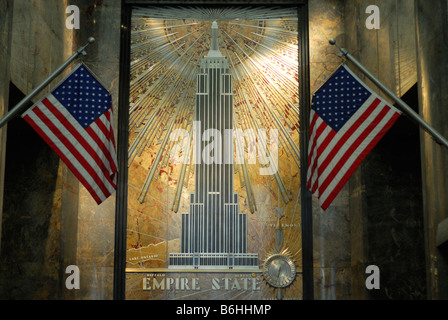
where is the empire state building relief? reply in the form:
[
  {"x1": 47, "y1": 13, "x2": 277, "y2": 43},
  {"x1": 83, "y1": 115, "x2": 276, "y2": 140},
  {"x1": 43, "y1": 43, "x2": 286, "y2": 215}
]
[{"x1": 125, "y1": 6, "x2": 302, "y2": 300}]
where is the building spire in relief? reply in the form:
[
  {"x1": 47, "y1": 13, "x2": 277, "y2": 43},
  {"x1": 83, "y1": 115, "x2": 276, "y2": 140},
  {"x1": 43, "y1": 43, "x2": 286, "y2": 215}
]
[{"x1": 206, "y1": 21, "x2": 223, "y2": 57}]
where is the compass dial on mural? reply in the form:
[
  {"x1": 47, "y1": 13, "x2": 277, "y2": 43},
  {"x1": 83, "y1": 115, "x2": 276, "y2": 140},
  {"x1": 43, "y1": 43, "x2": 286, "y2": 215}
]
[{"x1": 263, "y1": 253, "x2": 297, "y2": 288}]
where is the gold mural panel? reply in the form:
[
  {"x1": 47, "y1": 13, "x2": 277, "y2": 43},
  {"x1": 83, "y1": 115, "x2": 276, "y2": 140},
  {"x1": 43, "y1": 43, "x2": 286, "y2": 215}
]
[{"x1": 125, "y1": 6, "x2": 302, "y2": 300}]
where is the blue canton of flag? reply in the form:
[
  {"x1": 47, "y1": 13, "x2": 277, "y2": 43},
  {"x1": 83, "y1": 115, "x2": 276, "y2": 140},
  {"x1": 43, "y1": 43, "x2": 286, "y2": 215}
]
[
  {"x1": 22, "y1": 64, "x2": 118, "y2": 205},
  {"x1": 311, "y1": 66, "x2": 371, "y2": 132},
  {"x1": 307, "y1": 65, "x2": 401, "y2": 210},
  {"x1": 52, "y1": 65, "x2": 112, "y2": 128}
]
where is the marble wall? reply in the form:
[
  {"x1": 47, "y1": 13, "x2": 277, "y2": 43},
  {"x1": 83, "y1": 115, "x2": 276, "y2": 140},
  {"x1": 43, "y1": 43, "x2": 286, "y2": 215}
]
[
  {"x1": 415, "y1": 0, "x2": 448, "y2": 300},
  {"x1": 309, "y1": 0, "x2": 427, "y2": 300},
  {"x1": 9, "y1": 0, "x2": 73, "y2": 96},
  {"x1": 344, "y1": 0, "x2": 426, "y2": 300},
  {"x1": 0, "y1": 83, "x2": 62, "y2": 299},
  {"x1": 0, "y1": 0, "x2": 121, "y2": 300},
  {"x1": 0, "y1": 0, "x2": 14, "y2": 257},
  {"x1": 0, "y1": 0, "x2": 71, "y2": 299}
]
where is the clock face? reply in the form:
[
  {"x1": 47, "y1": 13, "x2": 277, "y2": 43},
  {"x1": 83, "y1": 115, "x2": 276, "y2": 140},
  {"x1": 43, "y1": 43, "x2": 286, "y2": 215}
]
[{"x1": 263, "y1": 254, "x2": 296, "y2": 288}]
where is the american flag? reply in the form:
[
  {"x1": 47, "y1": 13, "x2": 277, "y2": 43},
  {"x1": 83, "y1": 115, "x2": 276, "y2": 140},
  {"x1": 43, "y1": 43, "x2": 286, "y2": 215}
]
[
  {"x1": 22, "y1": 64, "x2": 118, "y2": 204},
  {"x1": 307, "y1": 64, "x2": 401, "y2": 210}
]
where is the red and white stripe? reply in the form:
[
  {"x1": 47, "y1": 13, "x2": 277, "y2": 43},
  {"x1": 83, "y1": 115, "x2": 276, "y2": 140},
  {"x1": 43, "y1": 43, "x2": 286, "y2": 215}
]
[
  {"x1": 22, "y1": 94, "x2": 118, "y2": 204},
  {"x1": 307, "y1": 93, "x2": 401, "y2": 211}
]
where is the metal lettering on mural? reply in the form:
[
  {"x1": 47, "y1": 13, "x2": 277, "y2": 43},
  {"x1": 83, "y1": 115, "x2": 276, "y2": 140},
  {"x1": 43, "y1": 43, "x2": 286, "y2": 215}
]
[{"x1": 125, "y1": 6, "x2": 302, "y2": 300}]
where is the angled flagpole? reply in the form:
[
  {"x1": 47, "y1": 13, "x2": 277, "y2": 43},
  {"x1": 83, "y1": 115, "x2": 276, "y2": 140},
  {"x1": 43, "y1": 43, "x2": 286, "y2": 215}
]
[
  {"x1": 329, "y1": 38, "x2": 448, "y2": 150},
  {"x1": 0, "y1": 37, "x2": 96, "y2": 129}
]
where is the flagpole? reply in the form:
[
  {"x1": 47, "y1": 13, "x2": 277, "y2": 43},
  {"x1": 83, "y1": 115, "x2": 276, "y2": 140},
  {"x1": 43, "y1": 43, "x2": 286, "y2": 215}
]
[
  {"x1": 0, "y1": 37, "x2": 96, "y2": 129},
  {"x1": 329, "y1": 38, "x2": 448, "y2": 150}
]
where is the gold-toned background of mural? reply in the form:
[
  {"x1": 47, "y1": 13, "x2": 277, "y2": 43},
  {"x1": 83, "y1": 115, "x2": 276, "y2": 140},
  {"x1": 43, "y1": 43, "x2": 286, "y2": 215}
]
[{"x1": 125, "y1": 6, "x2": 301, "y2": 300}]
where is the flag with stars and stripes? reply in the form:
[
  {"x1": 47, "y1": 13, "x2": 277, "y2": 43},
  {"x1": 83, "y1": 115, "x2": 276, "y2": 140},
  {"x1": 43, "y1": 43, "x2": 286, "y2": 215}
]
[
  {"x1": 22, "y1": 64, "x2": 118, "y2": 204},
  {"x1": 307, "y1": 64, "x2": 401, "y2": 211}
]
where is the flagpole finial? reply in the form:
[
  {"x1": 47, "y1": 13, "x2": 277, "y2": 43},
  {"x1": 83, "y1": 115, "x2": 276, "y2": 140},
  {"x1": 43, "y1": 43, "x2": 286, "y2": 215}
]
[
  {"x1": 88, "y1": 37, "x2": 95, "y2": 44},
  {"x1": 329, "y1": 38, "x2": 348, "y2": 57}
]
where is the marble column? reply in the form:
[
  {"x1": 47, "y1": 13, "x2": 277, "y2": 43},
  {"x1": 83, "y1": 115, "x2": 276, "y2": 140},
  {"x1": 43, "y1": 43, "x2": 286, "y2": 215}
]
[
  {"x1": 0, "y1": 0, "x2": 14, "y2": 256},
  {"x1": 69, "y1": 0, "x2": 121, "y2": 300},
  {"x1": 309, "y1": 0, "x2": 352, "y2": 300},
  {"x1": 415, "y1": 0, "x2": 448, "y2": 300}
]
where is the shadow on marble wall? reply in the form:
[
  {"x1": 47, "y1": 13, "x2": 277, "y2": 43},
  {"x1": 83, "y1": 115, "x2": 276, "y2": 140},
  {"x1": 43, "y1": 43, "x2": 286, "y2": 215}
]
[
  {"x1": 0, "y1": 0, "x2": 73, "y2": 299},
  {"x1": 0, "y1": 83, "x2": 62, "y2": 299},
  {"x1": 361, "y1": 84, "x2": 426, "y2": 300}
]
